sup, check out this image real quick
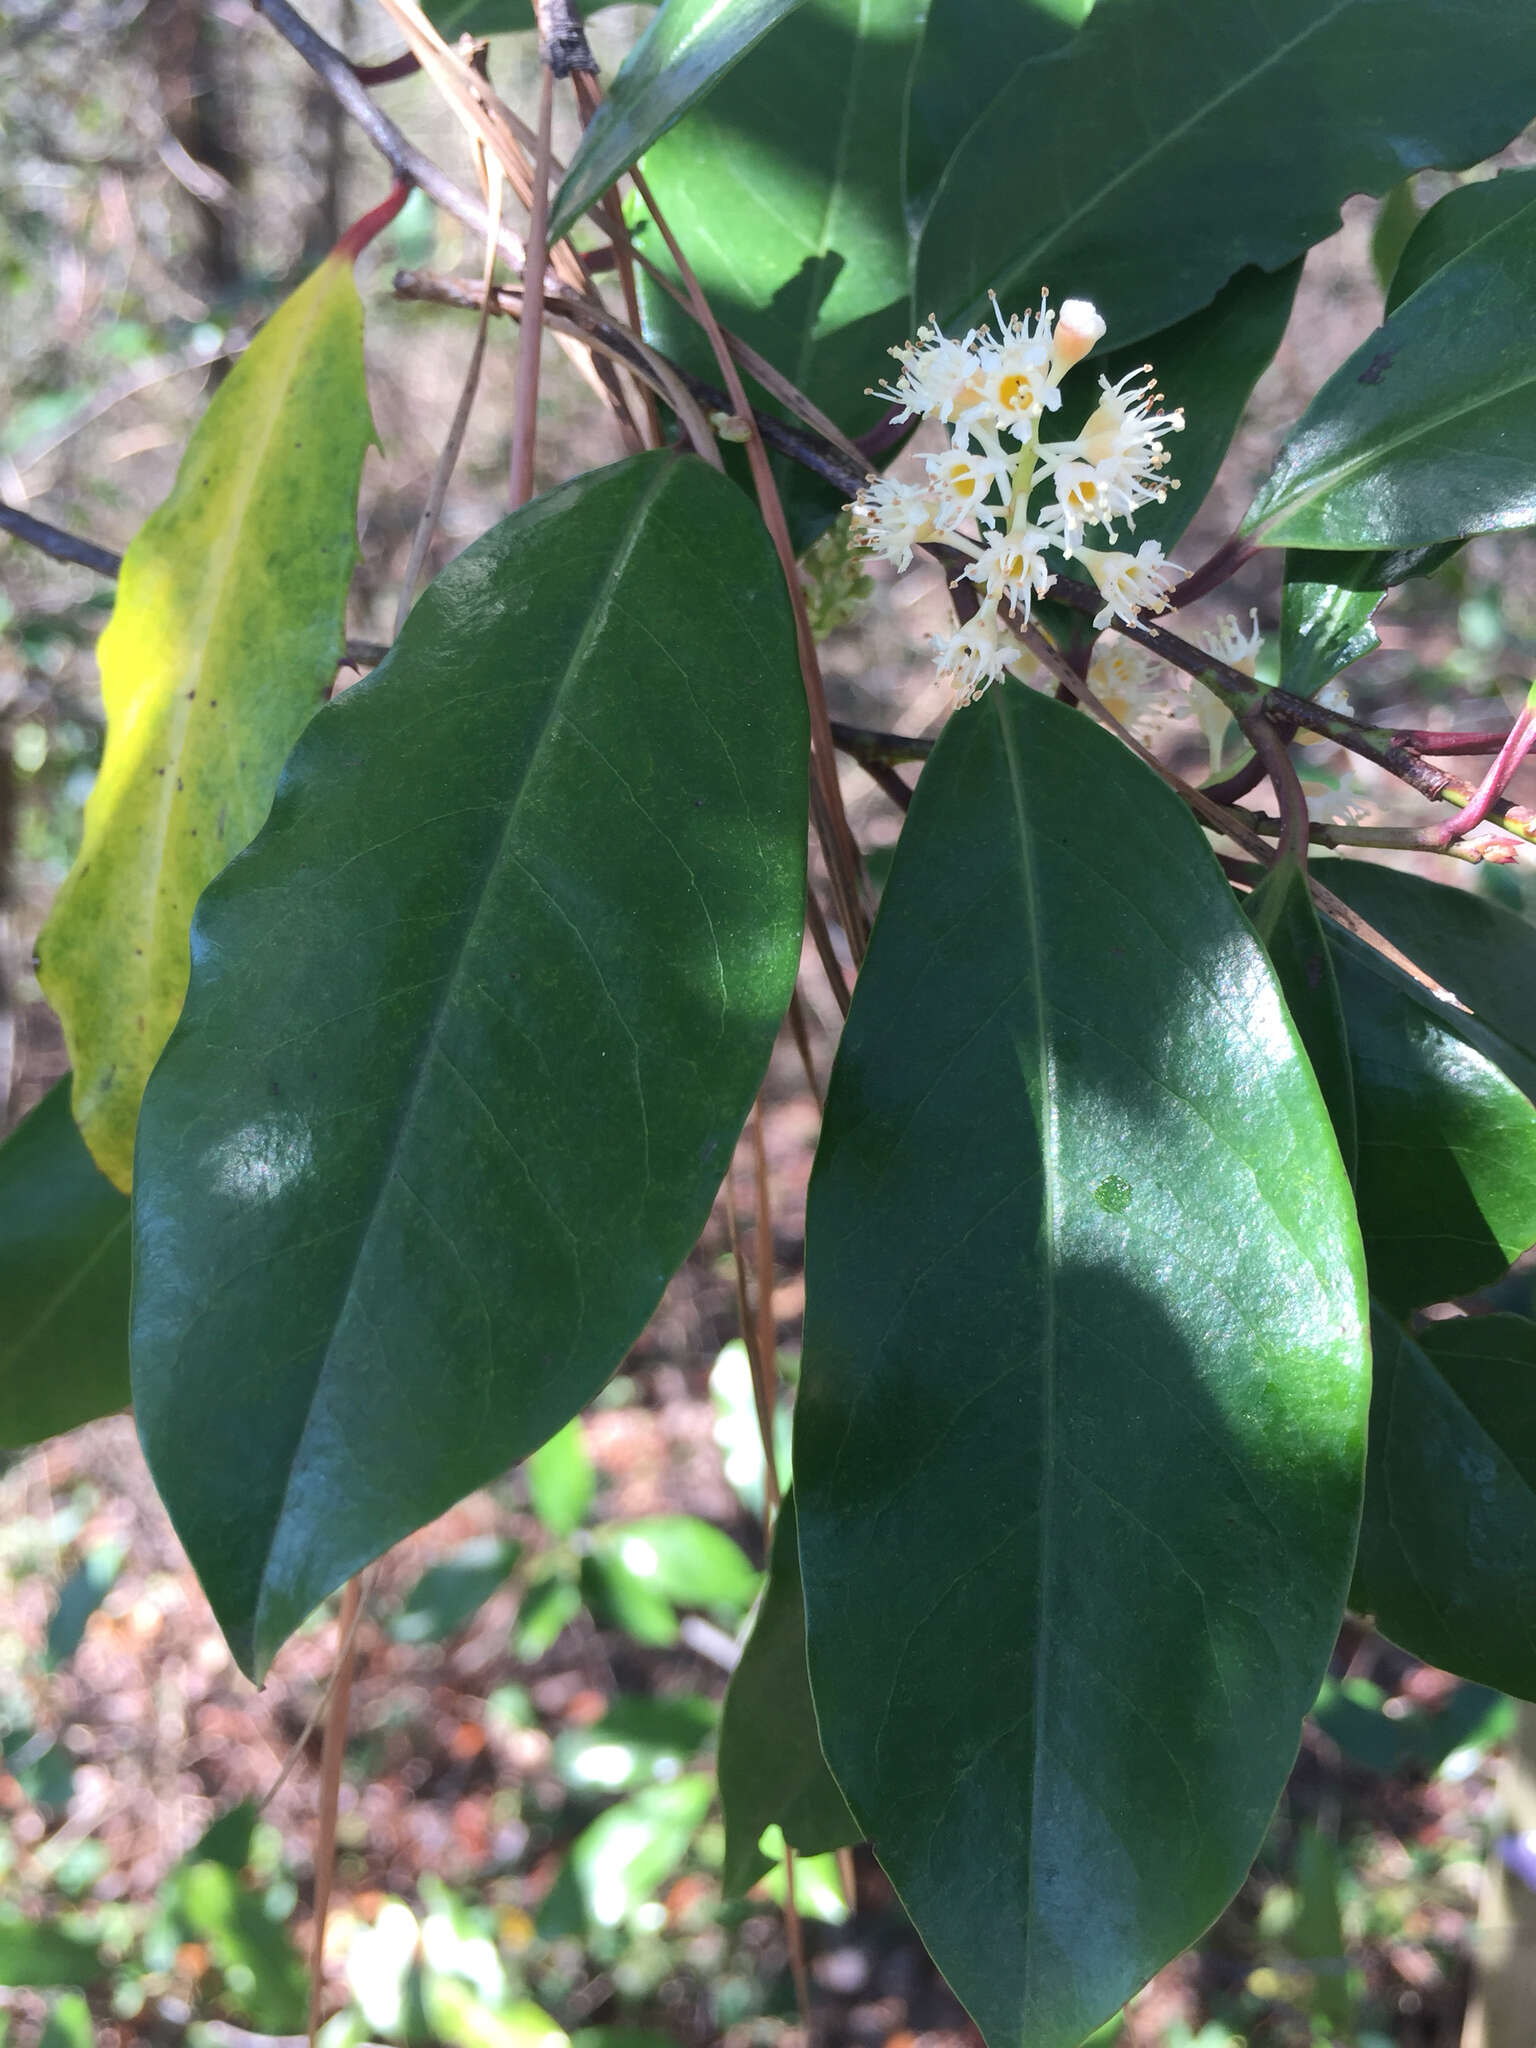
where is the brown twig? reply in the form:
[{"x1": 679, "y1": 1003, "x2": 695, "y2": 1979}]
[
  {"x1": 1241, "y1": 709, "x2": 1309, "y2": 864},
  {"x1": 252, "y1": 0, "x2": 526, "y2": 269},
  {"x1": 804, "y1": 888, "x2": 851, "y2": 1017},
  {"x1": 306, "y1": 1576, "x2": 363, "y2": 2048},
  {"x1": 786, "y1": 988, "x2": 823, "y2": 1107},
  {"x1": 509, "y1": 62, "x2": 555, "y2": 507}
]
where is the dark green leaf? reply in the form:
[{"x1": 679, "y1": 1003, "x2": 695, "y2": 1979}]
[
  {"x1": 1386, "y1": 166, "x2": 1536, "y2": 314},
  {"x1": 46, "y1": 1540, "x2": 124, "y2": 1669},
  {"x1": 1246, "y1": 184, "x2": 1536, "y2": 549},
  {"x1": 796, "y1": 686, "x2": 1368, "y2": 2048},
  {"x1": 636, "y1": 0, "x2": 928, "y2": 539},
  {"x1": 1328, "y1": 927, "x2": 1536, "y2": 1314},
  {"x1": 551, "y1": 0, "x2": 812, "y2": 241},
  {"x1": 1312, "y1": 1672, "x2": 1511, "y2": 1773},
  {"x1": 0, "y1": 1913, "x2": 102, "y2": 1989},
  {"x1": 0, "y1": 1080, "x2": 131, "y2": 1451},
  {"x1": 903, "y1": 0, "x2": 1089, "y2": 225},
  {"x1": 718, "y1": 1493, "x2": 858, "y2": 1896},
  {"x1": 388, "y1": 1536, "x2": 521, "y2": 1645},
  {"x1": 917, "y1": 0, "x2": 1536, "y2": 346},
  {"x1": 1245, "y1": 858, "x2": 1356, "y2": 1180},
  {"x1": 180, "y1": 1802, "x2": 259, "y2": 1873},
  {"x1": 1353, "y1": 1310, "x2": 1536, "y2": 1698},
  {"x1": 421, "y1": 0, "x2": 627, "y2": 36},
  {"x1": 1318, "y1": 859, "x2": 1536, "y2": 1074},
  {"x1": 131, "y1": 452, "x2": 808, "y2": 1679}
]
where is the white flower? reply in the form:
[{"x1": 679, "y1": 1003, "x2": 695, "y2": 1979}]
[
  {"x1": 932, "y1": 604, "x2": 1021, "y2": 704},
  {"x1": 1075, "y1": 540, "x2": 1185, "y2": 629},
  {"x1": 849, "y1": 476, "x2": 943, "y2": 572},
  {"x1": 1200, "y1": 608, "x2": 1262, "y2": 676},
  {"x1": 1088, "y1": 634, "x2": 1182, "y2": 740},
  {"x1": 963, "y1": 525, "x2": 1055, "y2": 620},
  {"x1": 1040, "y1": 459, "x2": 1139, "y2": 548},
  {"x1": 923, "y1": 443, "x2": 1015, "y2": 527},
  {"x1": 959, "y1": 293, "x2": 1061, "y2": 433},
  {"x1": 875, "y1": 318, "x2": 985, "y2": 425}
]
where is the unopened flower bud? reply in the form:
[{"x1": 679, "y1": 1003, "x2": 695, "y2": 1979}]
[{"x1": 1050, "y1": 298, "x2": 1107, "y2": 379}]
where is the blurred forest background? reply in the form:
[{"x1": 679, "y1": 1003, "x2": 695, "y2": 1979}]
[{"x1": 7, "y1": 2, "x2": 1536, "y2": 2043}]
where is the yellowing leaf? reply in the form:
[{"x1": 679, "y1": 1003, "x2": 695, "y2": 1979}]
[{"x1": 38, "y1": 249, "x2": 375, "y2": 1190}]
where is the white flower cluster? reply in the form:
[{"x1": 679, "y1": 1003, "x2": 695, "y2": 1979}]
[{"x1": 850, "y1": 292, "x2": 1186, "y2": 702}]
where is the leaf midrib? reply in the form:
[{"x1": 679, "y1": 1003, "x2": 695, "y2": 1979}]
[
  {"x1": 931, "y1": 0, "x2": 1354, "y2": 312},
  {"x1": 250, "y1": 460, "x2": 675, "y2": 1662},
  {"x1": 995, "y1": 696, "x2": 1057, "y2": 1988}
]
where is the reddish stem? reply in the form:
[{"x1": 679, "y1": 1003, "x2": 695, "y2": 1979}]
[
  {"x1": 1436, "y1": 701, "x2": 1536, "y2": 845},
  {"x1": 332, "y1": 176, "x2": 411, "y2": 263},
  {"x1": 351, "y1": 49, "x2": 419, "y2": 84},
  {"x1": 1391, "y1": 727, "x2": 1513, "y2": 756}
]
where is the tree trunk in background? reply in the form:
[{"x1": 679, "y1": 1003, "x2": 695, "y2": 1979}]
[{"x1": 146, "y1": 0, "x2": 242, "y2": 300}]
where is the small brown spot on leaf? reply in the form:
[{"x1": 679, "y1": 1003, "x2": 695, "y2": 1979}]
[{"x1": 1359, "y1": 349, "x2": 1396, "y2": 386}]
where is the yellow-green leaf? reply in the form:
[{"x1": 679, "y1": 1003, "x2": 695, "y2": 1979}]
[{"x1": 37, "y1": 249, "x2": 375, "y2": 1190}]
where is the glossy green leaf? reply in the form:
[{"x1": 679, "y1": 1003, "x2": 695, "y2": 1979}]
[
  {"x1": 718, "y1": 1493, "x2": 858, "y2": 1896},
  {"x1": 1245, "y1": 858, "x2": 1356, "y2": 1180},
  {"x1": 1386, "y1": 166, "x2": 1536, "y2": 314},
  {"x1": 1319, "y1": 859, "x2": 1536, "y2": 1073},
  {"x1": 1246, "y1": 186, "x2": 1536, "y2": 550},
  {"x1": 1279, "y1": 542, "x2": 1462, "y2": 698},
  {"x1": 388, "y1": 1536, "x2": 521, "y2": 1645},
  {"x1": 1353, "y1": 1309, "x2": 1536, "y2": 1698},
  {"x1": 636, "y1": 0, "x2": 928, "y2": 533},
  {"x1": 916, "y1": 0, "x2": 1536, "y2": 348},
  {"x1": 551, "y1": 0, "x2": 811, "y2": 241},
  {"x1": 526, "y1": 1417, "x2": 595, "y2": 1540},
  {"x1": 594, "y1": 1515, "x2": 760, "y2": 1615},
  {"x1": 36, "y1": 246, "x2": 374, "y2": 1190},
  {"x1": 0, "y1": 1080, "x2": 131, "y2": 1449},
  {"x1": 903, "y1": 0, "x2": 1089, "y2": 224},
  {"x1": 1327, "y1": 928, "x2": 1536, "y2": 1314},
  {"x1": 796, "y1": 686, "x2": 1368, "y2": 2048},
  {"x1": 131, "y1": 452, "x2": 808, "y2": 1679},
  {"x1": 1280, "y1": 555, "x2": 1384, "y2": 700}
]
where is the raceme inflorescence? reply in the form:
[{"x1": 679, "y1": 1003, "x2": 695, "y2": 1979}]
[{"x1": 850, "y1": 293, "x2": 1186, "y2": 702}]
